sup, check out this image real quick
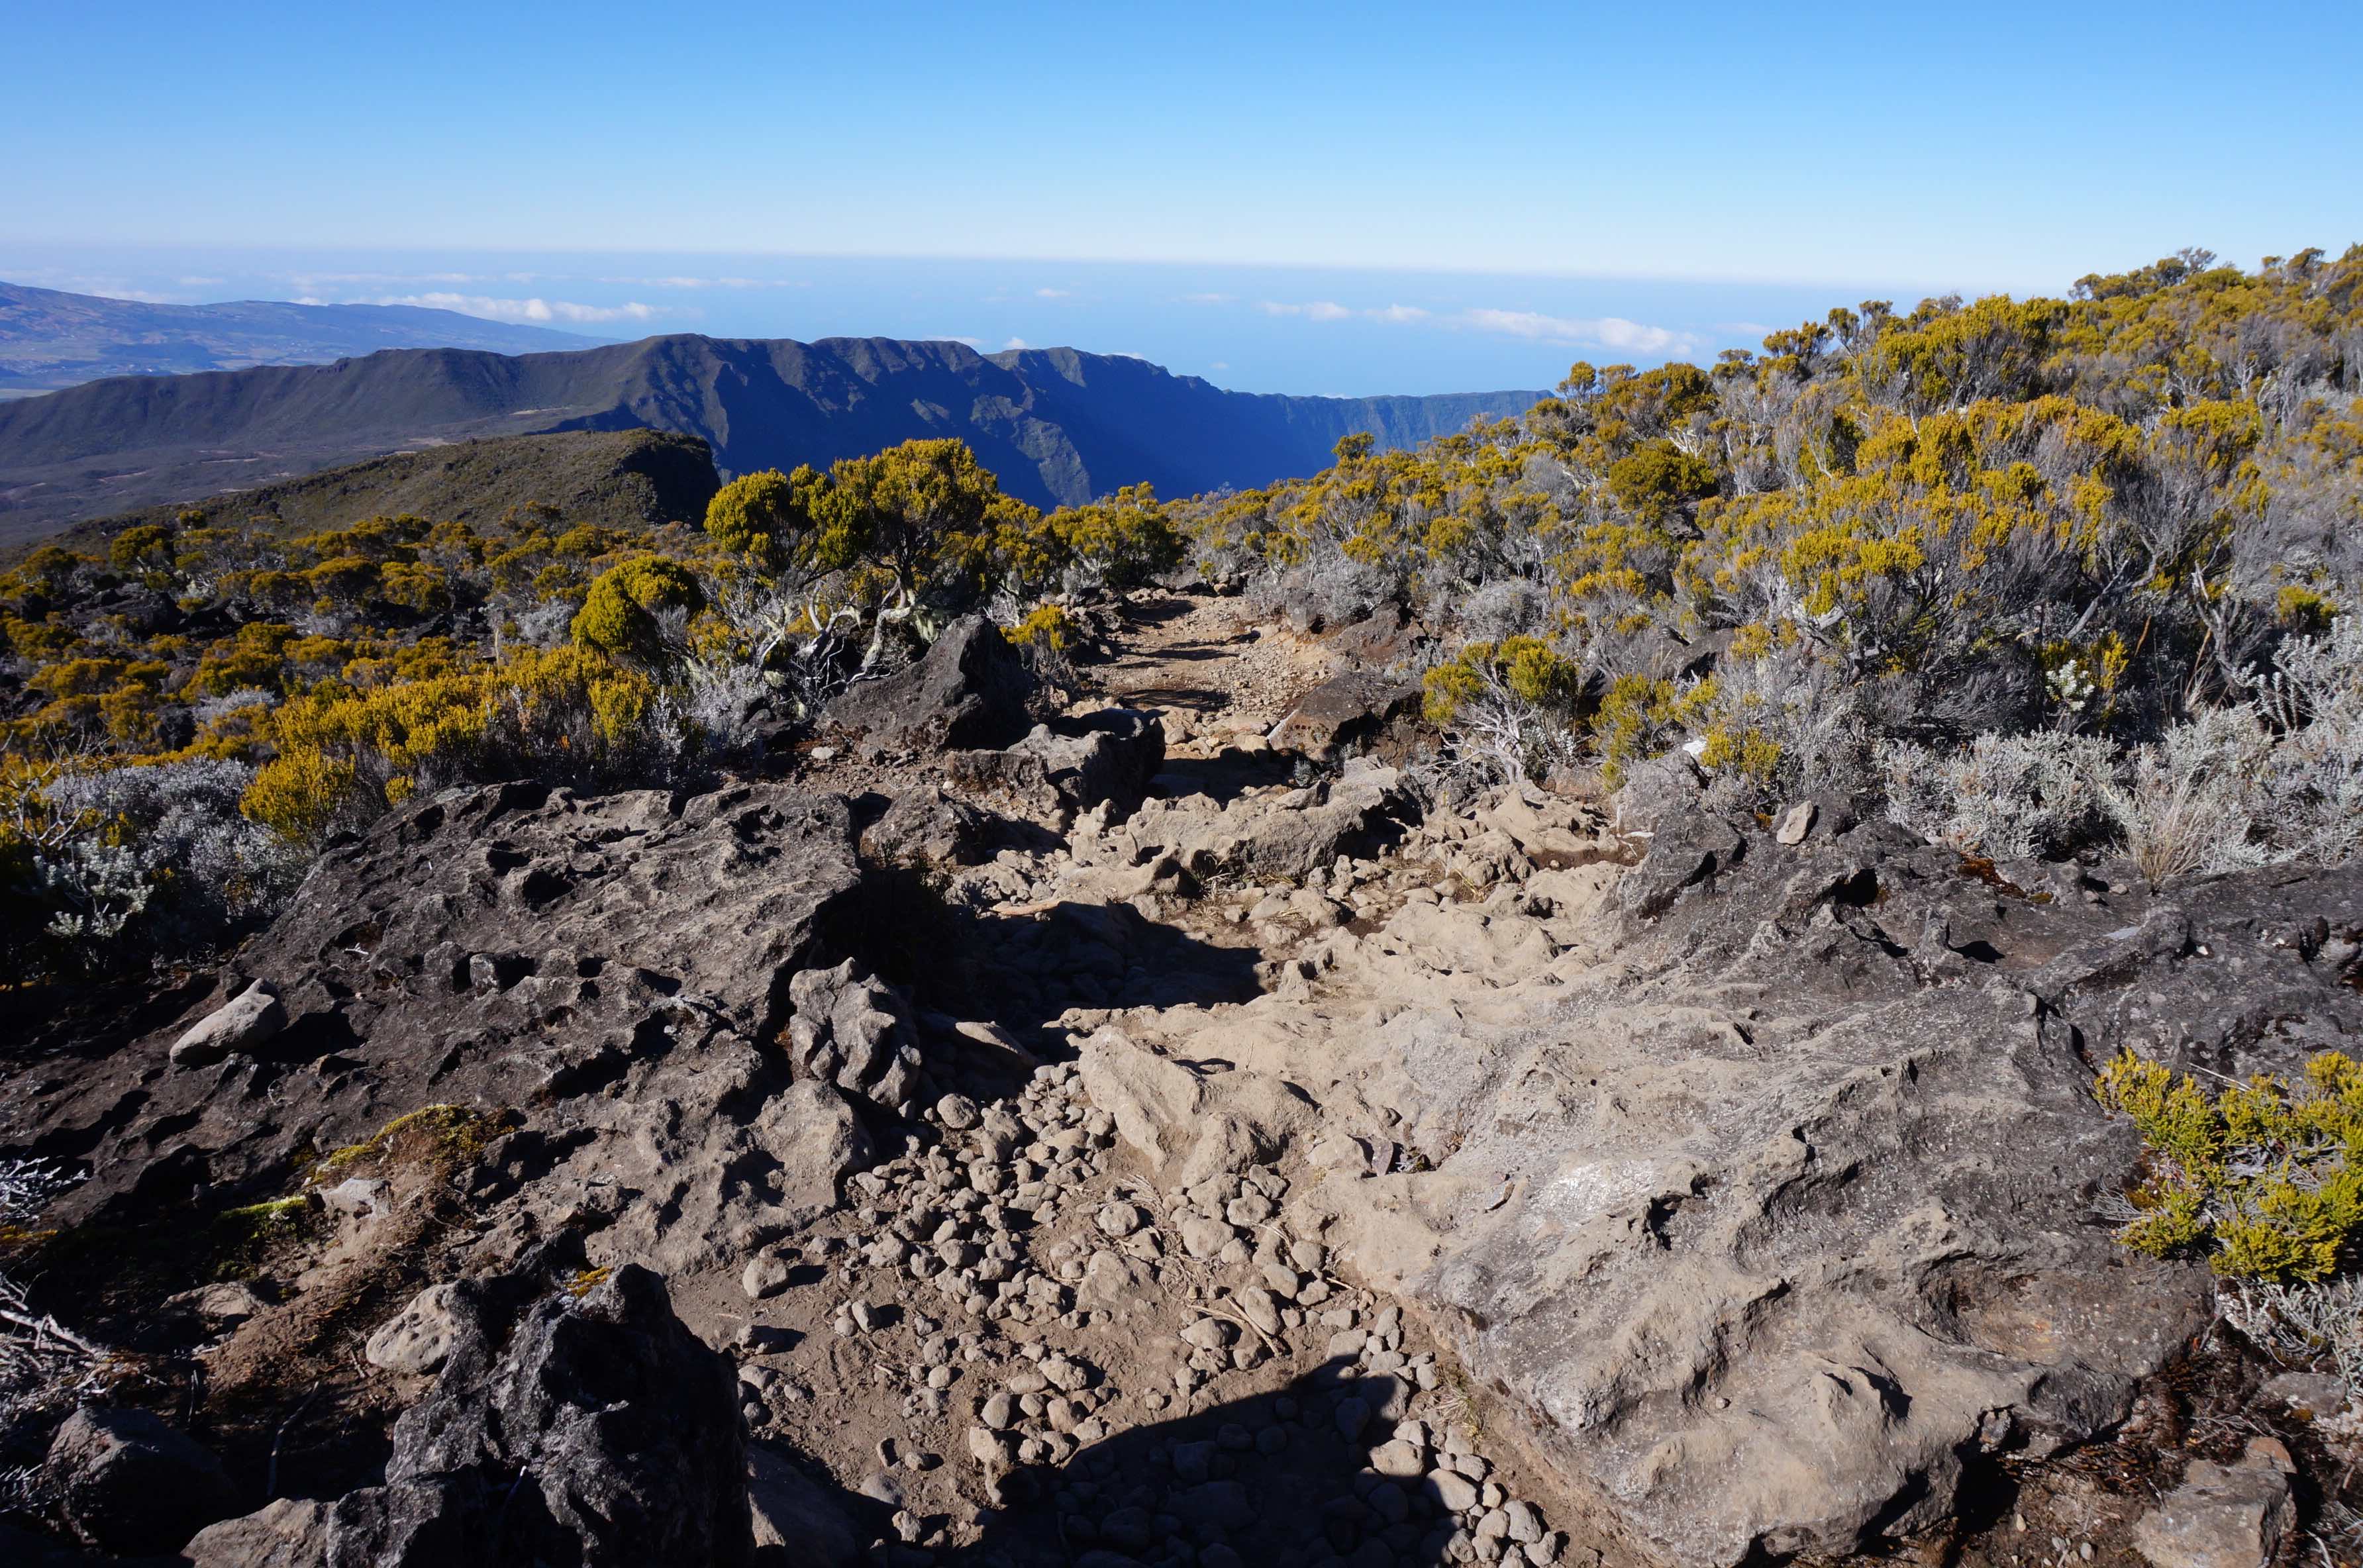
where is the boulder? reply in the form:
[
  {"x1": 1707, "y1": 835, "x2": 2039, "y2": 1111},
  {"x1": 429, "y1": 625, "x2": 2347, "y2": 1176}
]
[
  {"x1": 170, "y1": 981, "x2": 284, "y2": 1067},
  {"x1": 182, "y1": 1498, "x2": 333, "y2": 1567},
  {"x1": 747, "y1": 1447, "x2": 860, "y2": 1566},
  {"x1": 950, "y1": 709, "x2": 1166, "y2": 824},
  {"x1": 323, "y1": 1263, "x2": 753, "y2": 1567},
  {"x1": 1267, "y1": 671, "x2": 1421, "y2": 761},
  {"x1": 1325, "y1": 603, "x2": 1413, "y2": 663},
  {"x1": 1614, "y1": 809, "x2": 1746, "y2": 920},
  {"x1": 860, "y1": 784, "x2": 994, "y2": 865},
  {"x1": 44, "y1": 1404, "x2": 236, "y2": 1555},
  {"x1": 2132, "y1": 1449, "x2": 2293, "y2": 1568},
  {"x1": 1607, "y1": 751, "x2": 1704, "y2": 834},
  {"x1": 785, "y1": 960, "x2": 925, "y2": 1110},
  {"x1": 824, "y1": 614, "x2": 1032, "y2": 756},
  {"x1": 364, "y1": 1281, "x2": 466, "y2": 1377}
]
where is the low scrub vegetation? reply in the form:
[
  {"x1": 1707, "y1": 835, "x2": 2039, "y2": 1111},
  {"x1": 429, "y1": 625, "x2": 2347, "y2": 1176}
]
[
  {"x1": 1183, "y1": 246, "x2": 2363, "y2": 866},
  {"x1": 2096, "y1": 1050, "x2": 2363, "y2": 1283},
  {"x1": 4, "y1": 247, "x2": 2359, "y2": 978},
  {"x1": 0, "y1": 1158, "x2": 107, "y2": 1486},
  {"x1": 2101, "y1": 1050, "x2": 2363, "y2": 1413},
  {"x1": 0, "y1": 440, "x2": 1180, "y2": 979}
]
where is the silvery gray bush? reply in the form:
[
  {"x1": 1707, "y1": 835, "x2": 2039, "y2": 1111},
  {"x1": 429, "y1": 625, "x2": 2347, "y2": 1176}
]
[{"x1": 33, "y1": 758, "x2": 305, "y2": 962}]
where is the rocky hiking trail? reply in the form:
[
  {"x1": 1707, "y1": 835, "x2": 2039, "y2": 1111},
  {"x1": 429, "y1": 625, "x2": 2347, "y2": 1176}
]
[
  {"x1": 3, "y1": 587, "x2": 2362, "y2": 1568},
  {"x1": 695, "y1": 595, "x2": 1600, "y2": 1568}
]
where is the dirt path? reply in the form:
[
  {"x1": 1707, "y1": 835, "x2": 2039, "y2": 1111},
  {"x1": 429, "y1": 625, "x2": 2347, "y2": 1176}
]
[
  {"x1": 1093, "y1": 590, "x2": 1348, "y2": 740},
  {"x1": 675, "y1": 595, "x2": 1601, "y2": 1567}
]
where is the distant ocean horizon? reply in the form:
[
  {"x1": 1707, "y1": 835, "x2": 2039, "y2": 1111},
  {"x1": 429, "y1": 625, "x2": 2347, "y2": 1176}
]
[{"x1": 0, "y1": 244, "x2": 1995, "y2": 399}]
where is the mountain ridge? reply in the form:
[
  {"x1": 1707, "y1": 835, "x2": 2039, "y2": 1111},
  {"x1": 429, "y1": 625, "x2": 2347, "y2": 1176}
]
[
  {"x1": 0, "y1": 279, "x2": 607, "y2": 392},
  {"x1": 26, "y1": 430, "x2": 723, "y2": 560},
  {"x1": 0, "y1": 333, "x2": 1546, "y2": 545}
]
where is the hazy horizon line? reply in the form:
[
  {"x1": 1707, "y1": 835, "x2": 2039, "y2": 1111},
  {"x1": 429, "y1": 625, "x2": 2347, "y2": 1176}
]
[{"x1": 0, "y1": 236, "x2": 2196, "y2": 301}]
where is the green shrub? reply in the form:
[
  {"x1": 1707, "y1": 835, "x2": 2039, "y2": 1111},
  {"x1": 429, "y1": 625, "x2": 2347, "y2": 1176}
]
[
  {"x1": 704, "y1": 469, "x2": 811, "y2": 570},
  {"x1": 244, "y1": 645, "x2": 677, "y2": 846},
  {"x1": 1004, "y1": 603, "x2": 1076, "y2": 652},
  {"x1": 1423, "y1": 637, "x2": 1582, "y2": 724},
  {"x1": 242, "y1": 749, "x2": 362, "y2": 846},
  {"x1": 572, "y1": 556, "x2": 705, "y2": 660},
  {"x1": 2096, "y1": 1050, "x2": 2363, "y2": 1282}
]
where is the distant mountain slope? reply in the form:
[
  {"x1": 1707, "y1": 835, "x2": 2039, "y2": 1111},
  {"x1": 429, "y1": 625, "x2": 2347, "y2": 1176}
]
[
  {"x1": 0, "y1": 334, "x2": 1545, "y2": 546},
  {"x1": 34, "y1": 430, "x2": 720, "y2": 558},
  {"x1": 0, "y1": 281, "x2": 605, "y2": 392}
]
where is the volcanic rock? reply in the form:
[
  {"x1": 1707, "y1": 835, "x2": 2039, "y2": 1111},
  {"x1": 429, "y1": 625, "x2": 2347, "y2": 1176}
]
[
  {"x1": 1266, "y1": 670, "x2": 1421, "y2": 761},
  {"x1": 170, "y1": 980, "x2": 284, "y2": 1067},
  {"x1": 825, "y1": 614, "x2": 1032, "y2": 756},
  {"x1": 323, "y1": 1263, "x2": 752, "y2": 1567},
  {"x1": 43, "y1": 1405, "x2": 236, "y2": 1555}
]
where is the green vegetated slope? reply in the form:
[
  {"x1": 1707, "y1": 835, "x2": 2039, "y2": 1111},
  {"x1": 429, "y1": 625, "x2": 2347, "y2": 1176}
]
[
  {"x1": 31, "y1": 430, "x2": 721, "y2": 561},
  {"x1": 0, "y1": 332, "x2": 1544, "y2": 542}
]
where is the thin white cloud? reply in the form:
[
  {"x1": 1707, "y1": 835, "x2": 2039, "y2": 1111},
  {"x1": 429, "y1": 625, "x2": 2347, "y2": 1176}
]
[
  {"x1": 1259, "y1": 299, "x2": 1353, "y2": 321},
  {"x1": 89, "y1": 288, "x2": 183, "y2": 304},
  {"x1": 1182, "y1": 292, "x2": 1234, "y2": 305},
  {"x1": 1002, "y1": 336, "x2": 1029, "y2": 350},
  {"x1": 1458, "y1": 308, "x2": 1696, "y2": 354},
  {"x1": 379, "y1": 292, "x2": 663, "y2": 325},
  {"x1": 176, "y1": 275, "x2": 226, "y2": 288},
  {"x1": 1366, "y1": 303, "x2": 1429, "y2": 323},
  {"x1": 595, "y1": 275, "x2": 807, "y2": 289},
  {"x1": 940, "y1": 336, "x2": 985, "y2": 349},
  {"x1": 290, "y1": 271, "x2": 481, "y2": 287},
  {"x1": 1209, "y1": 360, "x2": 1229, "y2": 370},
  {"x1": 1034, "y1": 287, "x2": 1070, "y2": 299}
]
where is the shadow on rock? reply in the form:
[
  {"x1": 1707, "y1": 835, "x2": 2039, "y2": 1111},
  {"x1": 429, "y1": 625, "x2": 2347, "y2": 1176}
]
[
  {"x1": 1144, "y1": 750, "x2": 1294, "y2": 807},
  {"x1": 953, "y1": 1361, "x2": 1519, "y2": 1568},
  {"x1": 851, "y1": 871, "x2": 1265, "y2": 1052}
]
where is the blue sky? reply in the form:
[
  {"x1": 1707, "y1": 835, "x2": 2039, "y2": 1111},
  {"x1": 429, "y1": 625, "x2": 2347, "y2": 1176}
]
[{"x1": 6, "y1": 1, "x2": 2360, "y2": 393}]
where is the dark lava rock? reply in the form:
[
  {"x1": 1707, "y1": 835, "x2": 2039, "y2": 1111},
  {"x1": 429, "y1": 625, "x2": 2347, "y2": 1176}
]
[
  {"x1": 43, "y1": 1404, "x2": 236, "y2": 1555},
  {"x1": 1311, "y1": 815, "x2": 2363, "y2": 1566},
  {"x1": 323, "y1": 1263, "x2": 752, "y2": 1568},
  {"x1": 1266, "y1": 671, "x2": 1421, "y2": 762},
  {"x1": 950, "y1": 708, "x2": 1166, "y2": 826},
  {"x1": 860, "y1": 783, "x2": 995, "y2": 866},
  {"x1": 825, "y1": 614, "x2": 1033, "y2": 756},
  {"x1": 1615, "y1": 808, "x2": 1748, "y2": 920},
  {"x1": 28, "y1": 781, "x2": 878, "y2": 1271}
]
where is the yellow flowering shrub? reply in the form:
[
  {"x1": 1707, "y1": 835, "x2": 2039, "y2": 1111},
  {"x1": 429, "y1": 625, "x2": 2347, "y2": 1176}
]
[{"x1": 2097, "y1": 1051, "x2": 2363, "y2": 1283}]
